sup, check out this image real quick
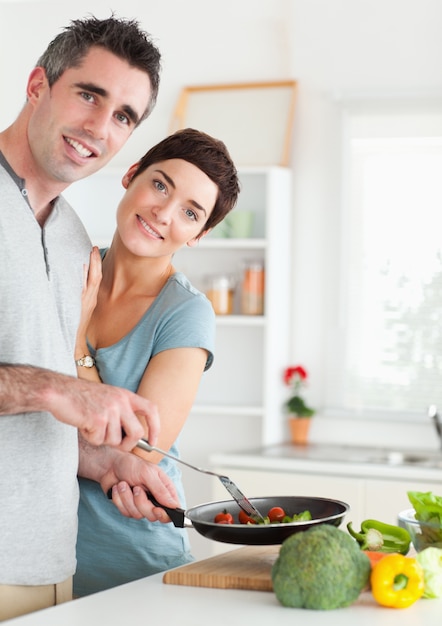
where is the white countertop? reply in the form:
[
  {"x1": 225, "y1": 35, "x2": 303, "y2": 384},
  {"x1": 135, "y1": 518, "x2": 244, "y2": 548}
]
[
  {"x1": 210, "y1": 442, "x2": 442, "y2": 481},
  {"x1": 5, "y1": 568, "x2": 442, "y2": 626}
]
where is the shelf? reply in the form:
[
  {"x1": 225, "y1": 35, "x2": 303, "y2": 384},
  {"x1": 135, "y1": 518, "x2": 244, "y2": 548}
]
[
  {"x1": 215, "y1": 315, "x2": 265, "y2": 327},
  {"x1": 190, "y1": 405, "x2": 263, "y2": 417},
  {"x1": 186, "y1": 166, "x2": 292, "y2": 445},
  {"x1": 201, "y1": 238, "x2": 267, "y2": 249}
]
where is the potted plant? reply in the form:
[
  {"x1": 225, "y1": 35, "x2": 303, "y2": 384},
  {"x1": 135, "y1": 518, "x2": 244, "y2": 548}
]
[{"x1": 283, "y1": 365, "x2": 315, "y2": 445}]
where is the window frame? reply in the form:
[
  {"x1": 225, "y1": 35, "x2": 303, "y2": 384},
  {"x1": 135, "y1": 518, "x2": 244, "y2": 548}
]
[{"x1": 321, "y1": 98, "x2": 442, "y2": 425}]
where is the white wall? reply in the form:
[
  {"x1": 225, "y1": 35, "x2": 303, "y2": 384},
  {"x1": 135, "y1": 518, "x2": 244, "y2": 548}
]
[{"x1": 0, "y1": 0, "x2": 291, "y2": 164}]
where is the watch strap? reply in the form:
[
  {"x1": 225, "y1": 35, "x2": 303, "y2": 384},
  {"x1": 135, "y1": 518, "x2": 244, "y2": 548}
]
[{"x1": 75, "y1": 355, "x2": 95, "y2": 368}]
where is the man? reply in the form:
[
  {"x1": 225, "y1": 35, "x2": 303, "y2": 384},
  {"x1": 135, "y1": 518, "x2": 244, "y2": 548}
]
[{"x1": 0, "y1": 15, "x2": 179, "y2": 620}]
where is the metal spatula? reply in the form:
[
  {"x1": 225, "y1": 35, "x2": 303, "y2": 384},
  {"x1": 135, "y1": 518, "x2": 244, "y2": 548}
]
[{"x1": 136, "y1": 439, "x2": 266, "y2": 522}]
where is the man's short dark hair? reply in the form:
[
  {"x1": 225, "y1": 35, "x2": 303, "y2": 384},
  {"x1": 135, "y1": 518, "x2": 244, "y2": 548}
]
[{"x1": 36, "y1": 14, "x2": 161, "y2": 122}]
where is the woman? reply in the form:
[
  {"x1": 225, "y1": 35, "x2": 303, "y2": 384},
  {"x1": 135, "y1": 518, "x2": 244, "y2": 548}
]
[{"x1": 73, "y1": 128, "x2": 240, "y2": 596}]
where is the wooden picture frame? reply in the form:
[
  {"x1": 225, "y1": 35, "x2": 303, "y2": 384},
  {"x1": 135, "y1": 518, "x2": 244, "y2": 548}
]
[{"x1": 169, "y1": 80, "x2": 297, "y2": 167}]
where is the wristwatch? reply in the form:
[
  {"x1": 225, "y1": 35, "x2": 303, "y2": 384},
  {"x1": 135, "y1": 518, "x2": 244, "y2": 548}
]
[{"x1": 75, "y1": 355, "x2": 95, "y2": 368}]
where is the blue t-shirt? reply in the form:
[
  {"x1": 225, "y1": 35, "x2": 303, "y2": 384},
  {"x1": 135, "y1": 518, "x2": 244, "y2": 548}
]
[{"x1": 74, "y1": 270, "x2": 215, "y2": 596}]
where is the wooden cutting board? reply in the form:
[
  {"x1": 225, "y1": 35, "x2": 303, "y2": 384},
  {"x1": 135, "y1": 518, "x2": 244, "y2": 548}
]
[{"x1": 162, "y1": 545, "x2": 280, "y2": 591}]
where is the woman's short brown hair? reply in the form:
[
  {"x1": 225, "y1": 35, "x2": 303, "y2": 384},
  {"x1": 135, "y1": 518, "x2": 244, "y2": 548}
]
[{"x1": 131, "y1": 128, "x2": 240, "y2": 232}]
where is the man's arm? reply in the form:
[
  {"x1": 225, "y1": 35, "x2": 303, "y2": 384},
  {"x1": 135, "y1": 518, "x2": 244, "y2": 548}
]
[
  {"x1": 78, "y1": 435, "x2": 179, "y2": 522},
  {"x1": 0, "y1": 363, "x2": 159, "y2": 451}
]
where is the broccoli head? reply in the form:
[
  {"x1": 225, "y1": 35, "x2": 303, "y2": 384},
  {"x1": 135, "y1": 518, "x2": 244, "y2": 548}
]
[{"x1": 271, "y1": 524, "x2": 370, "y2": 610}]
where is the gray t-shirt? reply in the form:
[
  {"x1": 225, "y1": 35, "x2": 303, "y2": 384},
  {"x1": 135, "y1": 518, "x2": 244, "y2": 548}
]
[{"x1": 0, "y1": 162, "x2": 91, "y2": 584}]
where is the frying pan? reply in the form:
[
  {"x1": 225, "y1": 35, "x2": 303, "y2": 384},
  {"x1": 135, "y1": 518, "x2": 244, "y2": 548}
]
[{"x1": 149, "y1": 494, "x2": 349, "y2": 545}]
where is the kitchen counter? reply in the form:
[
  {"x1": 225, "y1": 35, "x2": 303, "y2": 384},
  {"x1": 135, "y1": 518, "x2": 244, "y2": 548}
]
[
  {"x1": 5, "y1": 567, "x2": 442, "y2": 626},
  {"x1": 210, "y1": 442, "x2": 442, "y2": 481}
]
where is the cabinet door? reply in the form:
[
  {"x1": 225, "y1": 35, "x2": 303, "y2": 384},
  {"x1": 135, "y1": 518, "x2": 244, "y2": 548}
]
[
  {"x1": 212, "y1": 468, "x2": 364, "y2": 525},
  {"x1": 194, "y1": 324, "x2": 264, "y2": 407},
  {"x1": 364, "y1": 477, "x2": 442, "y2": 525},
  {"x1": 209, "y1": 468, "x2": 364, "y2": 555}
]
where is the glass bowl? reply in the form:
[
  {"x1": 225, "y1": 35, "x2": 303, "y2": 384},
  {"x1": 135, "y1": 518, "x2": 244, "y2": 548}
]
[{"x1": 398, "y1": 508, "x2": 442, "y2": 552}]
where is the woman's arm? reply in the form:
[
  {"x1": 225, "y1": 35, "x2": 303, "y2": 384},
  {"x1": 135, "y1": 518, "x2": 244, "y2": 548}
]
[{"x1": 133, "y1": 347, "x2": 208, "y2": 464}]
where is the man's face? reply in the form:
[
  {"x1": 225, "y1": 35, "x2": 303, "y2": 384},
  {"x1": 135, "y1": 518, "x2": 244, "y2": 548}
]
[{"x1": 26, "y1": 46, "x2": 152, "y2": 185}]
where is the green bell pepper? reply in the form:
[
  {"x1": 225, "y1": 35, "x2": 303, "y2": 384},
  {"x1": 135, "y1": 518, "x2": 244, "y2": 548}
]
[{"x1": 347, "y1": 519, "x2": 411, "y2": 554}]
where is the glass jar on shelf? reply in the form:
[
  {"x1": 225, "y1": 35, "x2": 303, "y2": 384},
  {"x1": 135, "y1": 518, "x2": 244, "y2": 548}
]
[
  {"x1": 205, "y1": 274, "x2": 235, "y2": 315},
  {"x1": 241, "y1": 260, "x2": 265, "y2": 315}
]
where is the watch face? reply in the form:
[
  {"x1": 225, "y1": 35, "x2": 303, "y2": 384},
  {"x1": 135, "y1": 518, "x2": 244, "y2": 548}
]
[{"x1": 83, "y1": 356, "x2": 94, "y2": 368}]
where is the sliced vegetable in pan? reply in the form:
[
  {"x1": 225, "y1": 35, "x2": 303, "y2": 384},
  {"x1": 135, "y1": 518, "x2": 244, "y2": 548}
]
[{"x1": 214, "y1": 504, "x2": 312, "y2": 525}]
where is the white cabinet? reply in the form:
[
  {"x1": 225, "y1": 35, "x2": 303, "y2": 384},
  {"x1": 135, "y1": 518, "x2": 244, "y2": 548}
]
[
  {"x1": 208, "y1": 466, "x2": 366, "y2": 555},
  {"x1": 364, "y1": 478, "x2": 442, "y2": 525},
  {"x1": 174, "y1": 166, "x2": 292, "y2": 446},
  {"x1": 211, "y1": 467, "x2": 365, "y2": 527},
  {"x1": 207, "y1": 458, "x2": 442, "y2": 556},
  {"x1": 211, "y1": 466, "x2": 442, "y2": 533}
]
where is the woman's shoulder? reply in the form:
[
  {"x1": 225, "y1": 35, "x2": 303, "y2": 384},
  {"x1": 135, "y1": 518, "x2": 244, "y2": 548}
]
[
  {"x1": 156, "y1": 272, "x2": 215, "y2": 325},
  {"x1": 166, "y1": 272, "x2": 212, "y2": 307}
]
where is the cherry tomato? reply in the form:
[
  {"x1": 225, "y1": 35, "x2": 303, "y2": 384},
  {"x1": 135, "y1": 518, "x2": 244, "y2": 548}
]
[
  {"x1": 214, "y1": 510, "x2": 234, "y2": 524},
  {"x1": 238, "y1": 510, "x2": 257, "y2": 525},
  {"x1": 268, "y1": 506, "x2": 286, "y2": 523}
]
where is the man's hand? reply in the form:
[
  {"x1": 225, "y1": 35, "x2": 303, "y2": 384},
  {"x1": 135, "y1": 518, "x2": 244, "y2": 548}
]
[
  {"x1": 0, "y1": 364, "x2": 159, "y2": 450},
  {"x1": 45, "y1": 376, "x2": 160, "y2": 451},
  {"x1": 109, "y1": 481, "x2": 176, "y2": 523},
  {"x1": 79, "y1": 441, "x2": 180, "y2": 523}
]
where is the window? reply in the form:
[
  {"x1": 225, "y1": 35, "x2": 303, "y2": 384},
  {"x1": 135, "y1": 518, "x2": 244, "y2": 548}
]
[{"x1": 327, "y1": 103, "x2": 442, "y2": 420}]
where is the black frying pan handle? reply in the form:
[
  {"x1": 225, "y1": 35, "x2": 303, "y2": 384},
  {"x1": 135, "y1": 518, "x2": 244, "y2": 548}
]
[
  {"x1": 106, "y1": 487, "x2": 186, "y2": 527},
  {"x1": 146, "y1": 492, "x2": 186, "y2": 528}
]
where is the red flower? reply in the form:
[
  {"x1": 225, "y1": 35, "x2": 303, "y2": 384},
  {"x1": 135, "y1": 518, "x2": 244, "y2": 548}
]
[
  {"x1": 283, "y1": 364, "x2": 315, "y2": 417},
  {"x1": 284, "y1": 365, "x2": 308, "y2": 386}
]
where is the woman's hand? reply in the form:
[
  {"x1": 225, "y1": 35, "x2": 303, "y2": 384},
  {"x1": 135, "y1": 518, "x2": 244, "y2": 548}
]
[
  {"x1": 95, "y1": 446, "x2": 180, "y2": 522},
  {"x1": 76, "y1": 246, "x2": 102, "y2": 356}
]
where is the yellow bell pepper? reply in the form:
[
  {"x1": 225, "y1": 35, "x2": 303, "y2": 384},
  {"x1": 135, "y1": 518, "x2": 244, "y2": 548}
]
[{"x1": 370, "y1": 553, "x2": 425, "y2": 608}]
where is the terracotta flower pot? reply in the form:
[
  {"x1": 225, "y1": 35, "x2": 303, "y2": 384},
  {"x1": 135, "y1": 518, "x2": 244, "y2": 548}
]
[{"x1": 288, "y1": 416, "x2": 311, "y2": 445}]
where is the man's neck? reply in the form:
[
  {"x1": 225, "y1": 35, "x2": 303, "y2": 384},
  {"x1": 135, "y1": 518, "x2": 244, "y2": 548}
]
[{"x1": 0, "y1": 123, "x2": 62, "y2": 225}]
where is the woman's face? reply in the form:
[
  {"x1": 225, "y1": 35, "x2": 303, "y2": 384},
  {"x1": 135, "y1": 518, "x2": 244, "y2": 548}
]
[{"x1": 116, "y1": 158, "x2": 218, "y2": 258}]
